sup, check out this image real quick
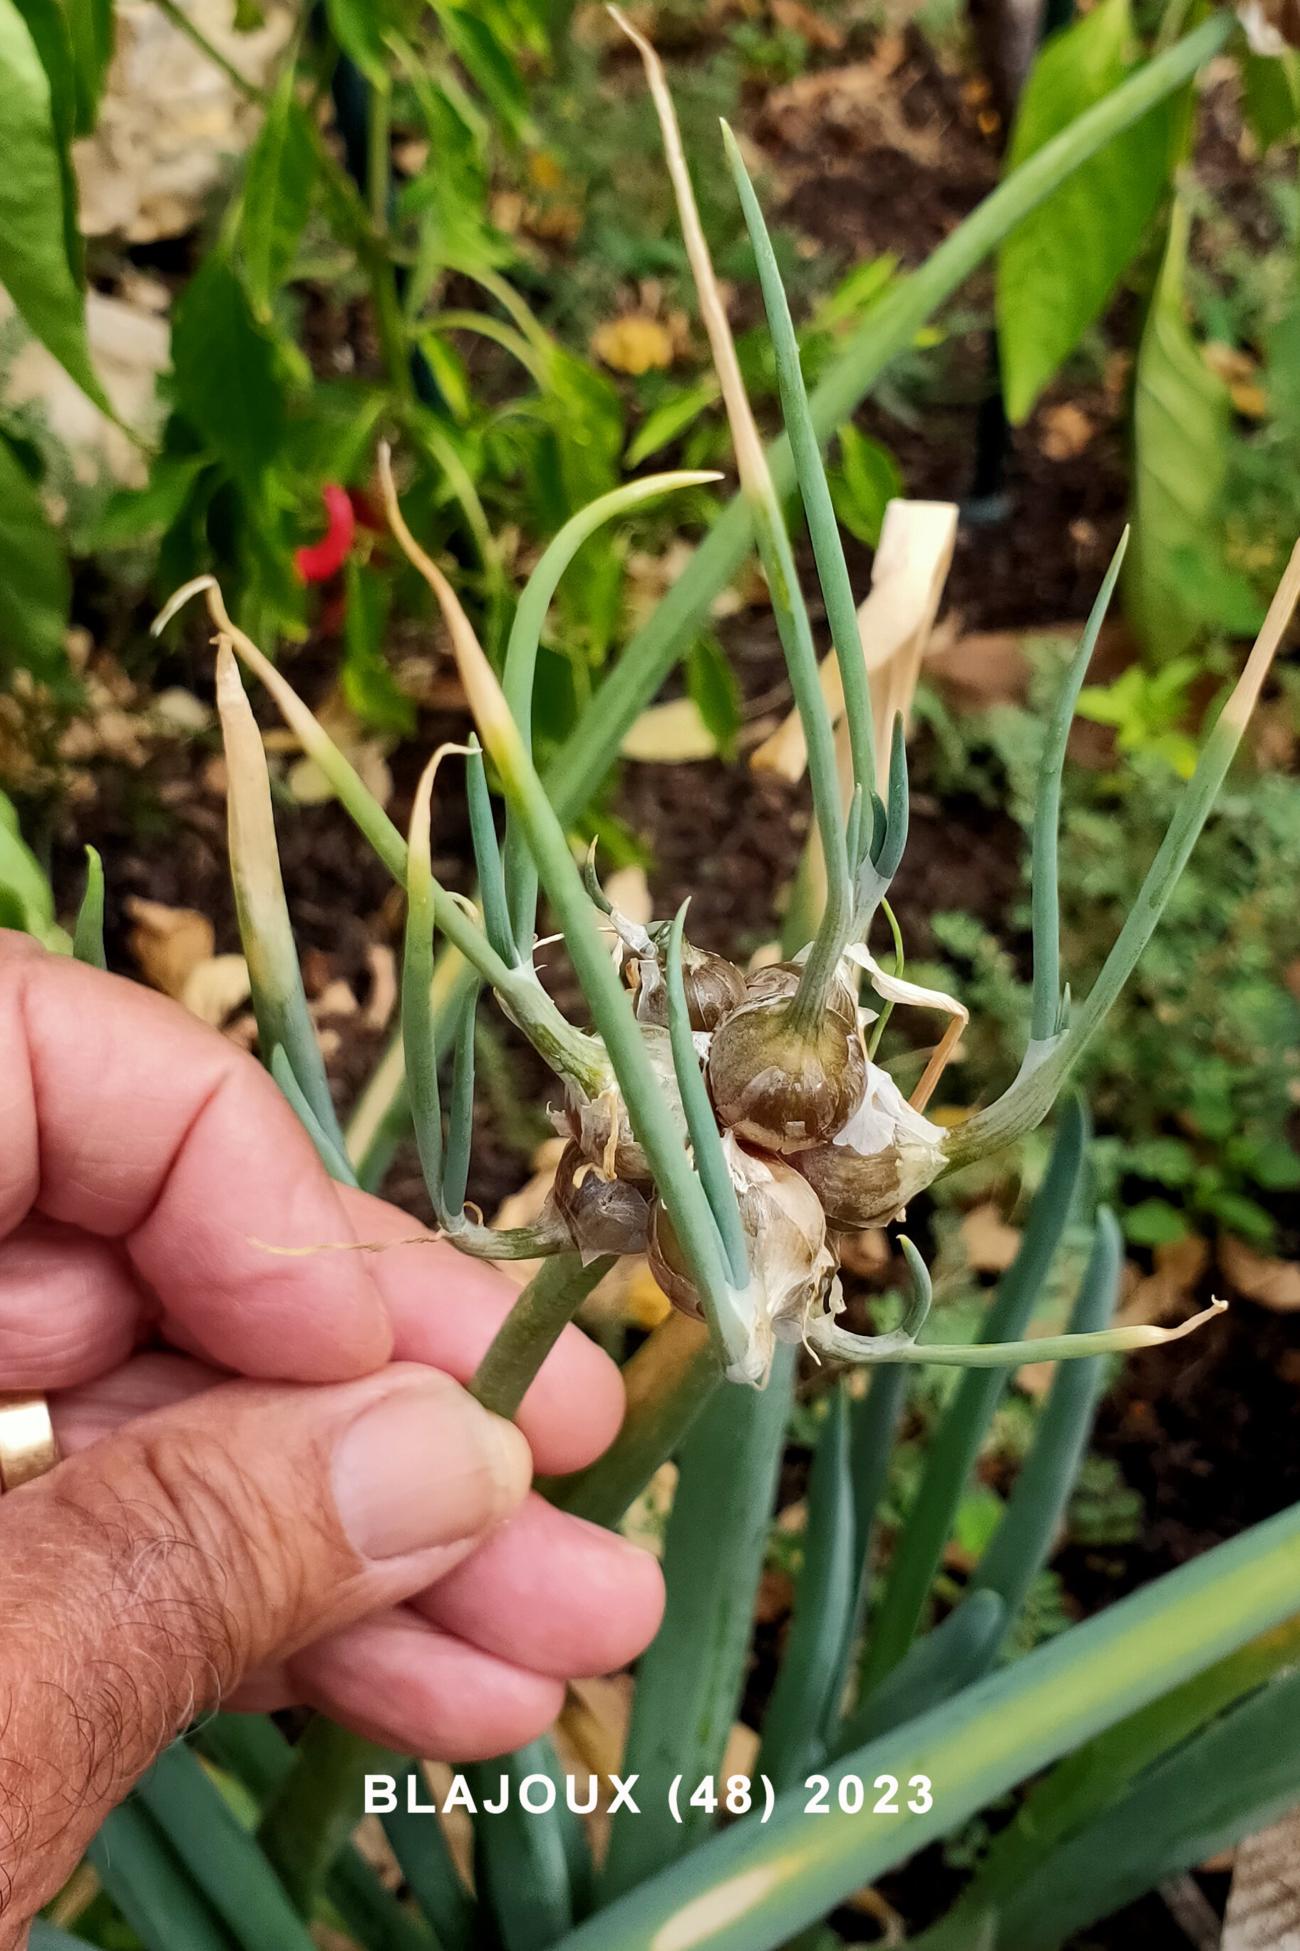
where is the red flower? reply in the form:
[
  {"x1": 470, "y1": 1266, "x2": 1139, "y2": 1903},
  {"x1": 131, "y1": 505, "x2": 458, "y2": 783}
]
[{"x1": 295, "y1": 483, "x2": 356, "y2": 583}]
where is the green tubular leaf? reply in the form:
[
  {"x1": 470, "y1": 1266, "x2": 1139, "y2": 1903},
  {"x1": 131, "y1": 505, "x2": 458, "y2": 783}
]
[
  {"x1": 441, "y1": 987, "x2": 478, "y2": 1219},
  {"x1": 197, "y1": 1717, "x2": 435, "y2": 1951},
  {"x1": 546, "y1": 1314, "x2": 721, "y2": 1527},
  {"x1": 615, "y1": 13, "x2": 849, "y2": 1005},
  {"x1": 860, "y1": 1098, "x2": 1086, "y2": 1692},
  {"x1": 132, "y1": 1745, "x2": 318, "y2": 1951},
  {"x1": 465, "y1": 738, "x2": 512, "y2": 961},
  {"x1": 954, "y1": 1664, "x2": 1300, "y2": 1951},
  {"x1": 216, "y1": 641, "x2": 344, "y2": 1149},
  {"x1": 1028, "y1": 537, "x2": 1126, "y2": 1041},
  {"x1": 947, "y1": 542, "x2": 1300, "y2": 1167},
  {"x1": 0, "y1": 0, "x2": 106, "y2": 407},
  {"x1": 0, "y1": 427, "x2": 70, "y2": 687},
  {"x1": 340, "y1": 9, "x2": 1233, "y2": 1271},
  {"x1": 382, "y1": 465, "x2": 751, "y2": 1377},
  {"x1": 468, "y1": 1738, "x2": 591, "y2": 1951},
  {"x1": 601, "y1": 1351, "x2": 796, "y2": 1900},
  {"x1": 499, "y1": 469, "x2": 719, "y2": 950},
  {"x1": 545, "y1": 13, "x2": 1231, "y2": 821},
  {"x1": 829, "y1": 1364, "x2": 908, "y2": 1743},
  {"x1": 928, "y1": 1614, "x2": 1300, "y2": 1945},
  {"x1": 722, "y1": 122, "x2": 876, "y2": 808},
  {"x1": 29, "y1": 1925, "x2": 96, "y2": 1950},
  {"x1": 72, "y1": 844, "x2": 105, "y2": 968},
  {"x1": 835, "y1": 1589, "x2": 1008, "y2": 1756},
  {"x1": 970, "y1": 1207, "x2": 1121, "y2": 1633},
  {"x1": 382, "y1": 1762, "x2": 478, "y2": 1951},
  {"x1": 550, "y1": 1498, "x2": 1300, "y2": 1951},
  {"x1": 88, "y1": 1802, "x2": 234, "y2": 1951},
  {"x1": 666, "y1": 903, "x2": 747, "y2": 1286},
  {"x1": 996, "y1": 0, "x2": 1176, "y2": 425},
  {"x1": 757, "y1": 1384, "x2": 857, "y2": 1791},
  {"x1": 270, "y1": 1045, "x2": 357, "y2": 1185},
  {"x1": 258, "y1": 1718, "x2": 391, "y2": 1910},
  {"x1": 470, "y1": 1251, "x2": 615, "y2": 1418},
  {"x1": 403, "y1": 760, "x2": 447, "y2": 1218}
]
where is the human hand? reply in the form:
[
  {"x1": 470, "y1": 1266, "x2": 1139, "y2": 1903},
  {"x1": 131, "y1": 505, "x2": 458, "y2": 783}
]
[{"x1": 0, "y1": 934, "x2": 664, "y2": 1928}]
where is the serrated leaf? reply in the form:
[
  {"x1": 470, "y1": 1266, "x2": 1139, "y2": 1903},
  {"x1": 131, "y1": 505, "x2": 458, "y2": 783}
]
[
  {"x1": 238, "y1": 65, "x2": 315, "y2": 315},
  {"x1": 0, "y1": 429, "x2": 70, "y2": 684},
  {"x1": 1124, "y1": 199, "x2": 1233, "y2": 661},
  {"x1": 997, "y1": 0, "x2": 1173, "y2": 424},
  {"x1": 626, "y1": 381, "x2": 720, "y2": 467},
  {"x1": 170, "y1": 252, "x2": 288, "y2": 488},
  {"x1": 0, "y1": 0, "x2": 105, "y2": 406}
]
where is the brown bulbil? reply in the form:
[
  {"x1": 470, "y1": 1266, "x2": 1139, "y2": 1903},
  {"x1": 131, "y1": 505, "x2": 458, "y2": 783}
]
[
  {"x1": 706, "y1": 965, "x2": 867, "y2": 1154},
  {"x1": 553, "y1": 1140, "x2": 651, "y2": 1259},
  {"x1": 632, "y1": 938, "x2": 746, "y2": 1032}
]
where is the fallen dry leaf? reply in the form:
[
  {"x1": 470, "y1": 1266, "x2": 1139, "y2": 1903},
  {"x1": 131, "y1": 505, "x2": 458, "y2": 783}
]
[
  {"x1": 771, "y1": 0, "x2": 845, "y2": 47},
  {"x1": 1119, "y1": 1235, "x2": 1210, "y2": 1328},
  {"x1": 126, "y1": 897, "x2": 215, "y2": 999},
  {"x1": 179, "y1": 952, "x2": 251, "y2": 1028},
  {"x1": 960, "y1": 1201, "x2": 1022, "y2": 1274},
  {"x1": 621, "y1": 696, "x2": 718, "y2": 762},
  {"x1": 1219, "y1": 1236, "x2": 1300, "y2": 1311},
  {"x1": 1039, "y1": 401, "x2": 1096, "y2": 461},
  {"x1": 591, "y1": 314, "x2": 675, "y2": 376}
]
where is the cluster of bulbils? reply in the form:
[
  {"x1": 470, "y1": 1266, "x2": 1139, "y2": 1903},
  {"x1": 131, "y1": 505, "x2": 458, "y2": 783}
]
[{"x1": 548, "y1": 911, "x2": 949, "y2": 1383}]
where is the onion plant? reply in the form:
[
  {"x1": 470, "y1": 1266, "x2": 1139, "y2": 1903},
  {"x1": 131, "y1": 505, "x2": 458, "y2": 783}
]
[{"x1": 55, "y1": 12, "x2": 1300, "y2": 1950}]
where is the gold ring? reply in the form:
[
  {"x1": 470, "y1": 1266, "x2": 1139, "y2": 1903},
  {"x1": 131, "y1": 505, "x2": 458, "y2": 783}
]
[{"x1": 0, "y1": 1393, "x2": 59, "y2": 1493}]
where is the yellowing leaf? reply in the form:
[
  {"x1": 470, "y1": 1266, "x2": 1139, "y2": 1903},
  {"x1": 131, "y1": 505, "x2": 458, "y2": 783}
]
[{"x1": 621, "y1": 695, "x2": 718, "y2": 762}]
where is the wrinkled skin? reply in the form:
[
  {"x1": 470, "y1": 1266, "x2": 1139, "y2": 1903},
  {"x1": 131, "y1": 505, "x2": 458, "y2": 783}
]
[{"x1": 0, "y1": 936, "x2": 664, "y2": 1938}]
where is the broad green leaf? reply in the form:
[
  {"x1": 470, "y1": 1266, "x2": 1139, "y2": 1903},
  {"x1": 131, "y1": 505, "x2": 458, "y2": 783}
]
[
  {"x1": 170, "y1": 252, "x2": 288, "y2": 489},
  {"x1": 1124, "y1": 198, "x2": 1232, "y2": 660},
  {"x1": 0, "y1": 0, "x2": 104, "y2": 404},
  {"x1": 65, "y1": 0, "x2": 112, "y2": 133},
  {"x1": 828, "y1": 423, "x2": 901, "y2": 546},
  {"x1": 0, "y1": 787, "x2": 66, "y2": 945},
  {"x1": 626, "y1": 381, "x2": 720, "y2": 467},
  {"x1": 238, "y1": 63, "x2": 315, "y2": 315},
  {"x1": 14, "y1": 0, "x2": 81, "y2": 279},
  {"x1": 1241, "y1": 49, "x2": 1300, "y2": 153},
  {"x1": 0, "y1": 429, "x2": 70, "y2": 685},
  {"x1": 685, "y1": 632, "x2": 741, "y2": 758},
  {"x1": 323, "y1": 0, "x2": 387, "y2": 84},
  {"x1": 996, "y1": 0, "x2": 1173, "y2": 424},
  {"x1": 341, "y1": 561, "x2": 414, "y2": 733}
]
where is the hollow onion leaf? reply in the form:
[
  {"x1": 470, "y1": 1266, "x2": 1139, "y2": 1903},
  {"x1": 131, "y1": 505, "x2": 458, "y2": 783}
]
[
  {"x1": 757, "y1": 1384, "x2": 857, "y2": 1790},
  {"x1": 860, "y1": 1098, "x2": 1086, "y2": 1692},
  {"x1": 550, "y1": 1495, "x2": 1300, "y2": 1951},
  {"x1": 601, "y1": 1351, "x2": 796, "y2": 1899}
]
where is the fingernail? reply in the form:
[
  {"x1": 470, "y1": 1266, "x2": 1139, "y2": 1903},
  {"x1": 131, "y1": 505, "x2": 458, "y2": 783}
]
[{"x1": 334, "y1": 1379, "x2": 531, "y2": 1560}]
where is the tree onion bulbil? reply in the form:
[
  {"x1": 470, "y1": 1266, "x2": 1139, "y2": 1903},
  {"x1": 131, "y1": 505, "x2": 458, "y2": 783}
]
[{"x1": 161, "y1": 53, "x2": 1300, "y2": 1395}]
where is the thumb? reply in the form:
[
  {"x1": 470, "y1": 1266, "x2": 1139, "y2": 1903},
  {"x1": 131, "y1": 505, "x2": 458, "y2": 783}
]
[{"x1": 0, "y1": 1364, "x2": 529, "y2": 1926}]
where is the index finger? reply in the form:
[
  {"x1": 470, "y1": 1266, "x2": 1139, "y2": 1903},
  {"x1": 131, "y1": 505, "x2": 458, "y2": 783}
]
[{"x1": 0, "y1": 934, "x2": 391, "y2": 1381}]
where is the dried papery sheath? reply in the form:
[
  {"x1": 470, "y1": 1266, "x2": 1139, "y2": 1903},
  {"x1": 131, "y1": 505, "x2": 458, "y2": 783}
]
[
  {"x1": 794, "y1": 1064, "x2": 948, "y2": 1230},
  {"x1": 651, "y1": 1137, "x2": 840, "y2": 1385},
  {"x1": 553, "y1": 1140, "x2": 651, "y2": 1261},
  {"x1": 562, "y1": 1025, "x2": 691, "y2": 1182},
  {"x1": 631, "y1": 933, "x2": 746, "y2": 1033}
]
